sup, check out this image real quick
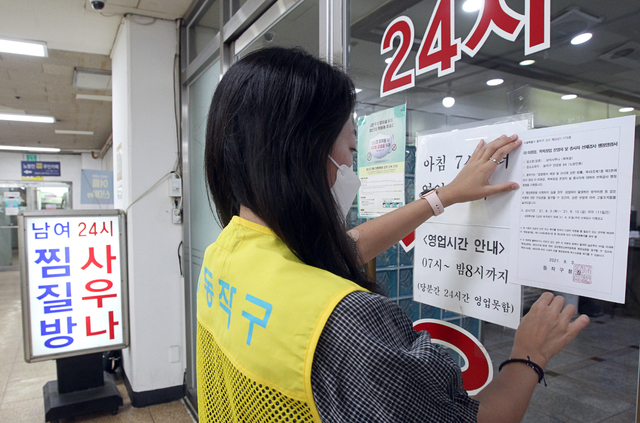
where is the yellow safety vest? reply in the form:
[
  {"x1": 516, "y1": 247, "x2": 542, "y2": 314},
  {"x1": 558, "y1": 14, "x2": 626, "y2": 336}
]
[{"x1": 196, "y1": 216, "x2": 367, "y2": 422}]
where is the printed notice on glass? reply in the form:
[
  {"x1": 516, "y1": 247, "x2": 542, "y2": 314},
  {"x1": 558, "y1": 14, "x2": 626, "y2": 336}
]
[
  {"x1": 414, "y1": 119, "x2": 529, "y2": 329},
  {"x1": 357, "y1": 105, "x2": 406, "y2": 218},
  {"x1": 509, "y1": 116, "x2": 635, "y2": 303}
]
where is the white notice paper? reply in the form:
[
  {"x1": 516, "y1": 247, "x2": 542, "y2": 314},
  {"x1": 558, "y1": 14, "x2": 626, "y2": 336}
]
[
  {"x1": 415, "y1": 119, "x2": 529, "y2": 329},
  {"x1": 510, "y1": 116, "x2": 635, "y2": 303}
]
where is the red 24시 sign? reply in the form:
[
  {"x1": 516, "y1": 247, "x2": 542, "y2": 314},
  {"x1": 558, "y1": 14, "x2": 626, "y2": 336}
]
[{"x1": 381, "y1": 0, "x2": 550, "y2": 97}]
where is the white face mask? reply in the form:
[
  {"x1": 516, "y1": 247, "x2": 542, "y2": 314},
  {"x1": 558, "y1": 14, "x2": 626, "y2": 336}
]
[{"x1": 329, "y1": 155, "x2": 361, "y2": 220}]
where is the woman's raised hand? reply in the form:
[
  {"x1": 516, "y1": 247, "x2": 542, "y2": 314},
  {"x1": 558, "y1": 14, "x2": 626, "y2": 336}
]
[
  {"x1": 437, "y1": 134, "x2": 522, "y2": 207},
  {"x1": 510, "y1": 292, "x2": 590, "y2": 368}
]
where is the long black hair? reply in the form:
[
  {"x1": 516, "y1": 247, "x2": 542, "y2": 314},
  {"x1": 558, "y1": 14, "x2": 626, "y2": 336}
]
[{"x1": 204, "y1": 47, "x2": 375, "y2": 291}]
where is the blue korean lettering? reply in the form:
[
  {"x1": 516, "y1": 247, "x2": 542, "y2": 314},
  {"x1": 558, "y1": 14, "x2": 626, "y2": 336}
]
[
  {"x1": 66, "y1": 316, "x2": 77, "y2": 333},
  {"x1": 32, "y1": 222, "x2": 50, "y2": 239},
  {"x1": 43, "y1": 299, "x2": 72, "y2": 314},
  {"x1": 34, "y1": 249, "x2": 61, "y2": 264},
  {"x1": 54, "y1": 222, "x2": 70, "y2": 238},
  {"x1": 37, "y1": 284, "x2": 60, "y2": 300},
  {"x1": 44, "y1": 336, "x2": 73, "y2": 349},
  {"x1": 204, "y1": 268, "x2": 214, "y2": 307},
  {"x1": 41, "y1": 319, "x2": 61, "y2": 336},
  {"x1": 218, "y1": 279, "x2": 236, "y2": 329},
  {"x1": 41, "y1": 247, "x2": 70, "y2": 278},
  {"x1": 242, "y1": 295, "x2": 272, "y2": 346}
]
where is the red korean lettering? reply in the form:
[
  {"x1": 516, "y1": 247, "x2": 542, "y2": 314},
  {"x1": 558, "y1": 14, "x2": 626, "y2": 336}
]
[
  {"x1": 85, "y1": 279, "x2": 113, "y2": 292},
  {"x1": 86, "y1": 315, "x2": 106, "y2": 336},
  {"x1": 462, "y1": 0, "x2": 525, "y2": 57},
  {"x1": 82, "y1": 294, "x2": 117, "y2": 308},
  {"x1": 525, "y1": 0, "x2": 550, "y2": 54},
  {"x1": 380, "y1": 16, "x2": 415, "y2": 97},
  {"x1": 106, "y1": 245, "x2": 116, "y2": 274},
  {"x1": 85, "y1": 311, "x2": 119, "y2": 339},
  {"x1": 81, "y1": 247, "x2": 103, "y2": 270},
  {"x1": 416, "y1": 0, "x2": 461, "y2": 77}
]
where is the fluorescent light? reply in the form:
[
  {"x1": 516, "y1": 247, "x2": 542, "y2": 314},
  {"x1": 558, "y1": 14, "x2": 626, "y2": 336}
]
[
  {"x1": 0, "y1": 113, "x2": 55, "y2": 123},
  {"x1": 76, "y1": 94, "x2": 112, "y2": 101},
  {"x1": 619, "y1": 107, "x2": 635, "y2": 113},
  {"x1": 486, "y1": 79, "x2": 504, "y2": 86},
  {"x1": 442, "y1": 97, "x2": 455, "y2": 108},
  {"x1": 355, "y1": 88, "x2": 363, "y2": 94},
  {"x1": 561, "y1": 94, "x2": 578, "y2": 100},
  {"x1": 385, "y1": 57, "x2": 393, "y2": 64},
  {"x1": 462, "y1": 0, "x2": 482, "y2": 12},
  {"x1": 55, "y1": 130, "x2": 94, "y2": 136},
  {"x1": 519, "y1": 59, "x2": 535, "y2": 66},
  {"x1": 0, "y1": 38, "x2": 47, "y2": 57},
  {"x1": 571, "y1": 33, "x2": 592, "y2": 45},
  {"x1": 0, "y1": 146, "x2": 60, "y2": 153}
]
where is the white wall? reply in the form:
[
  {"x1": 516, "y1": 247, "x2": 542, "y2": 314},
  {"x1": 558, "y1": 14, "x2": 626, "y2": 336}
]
[
  {"x1": 111, "y1": 15, "x2": 185, "y2": 395},
  {"x1": 0, "y1": 151, "x2": 108, "y2": 210}
]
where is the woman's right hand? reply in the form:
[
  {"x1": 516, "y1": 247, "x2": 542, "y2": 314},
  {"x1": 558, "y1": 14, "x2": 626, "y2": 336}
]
[
  {"x1": 509, "y1": 292, "x2": 590, "y2": 368},
  {"x1": 437, "y1": 134, "x2": 522, "y2": 208}
]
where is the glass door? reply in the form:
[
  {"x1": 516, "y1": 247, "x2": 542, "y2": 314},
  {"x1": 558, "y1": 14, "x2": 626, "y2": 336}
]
[{"x1": 0, "y1": 182, "x2": 72, "y2": 271}]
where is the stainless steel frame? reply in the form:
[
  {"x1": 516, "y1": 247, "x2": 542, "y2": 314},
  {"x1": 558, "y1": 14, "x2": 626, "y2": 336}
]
[{"x1": 18, "y1": 209, "x2": 130, "y2": 363}]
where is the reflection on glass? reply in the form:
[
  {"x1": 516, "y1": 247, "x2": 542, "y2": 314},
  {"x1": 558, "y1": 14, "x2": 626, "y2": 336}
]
[
  {"x1": 237, "y1": 0, "x2": 319, "y2": 59},
  {"x1": 189, "y1": 0, "x2": 221, "y2": 63},
  {"x1": 230, "y1": 0, "x2": 249, "y2": 17},
  {"x1": 37, "y1": 186, "x2": 70, "y2": 210}
]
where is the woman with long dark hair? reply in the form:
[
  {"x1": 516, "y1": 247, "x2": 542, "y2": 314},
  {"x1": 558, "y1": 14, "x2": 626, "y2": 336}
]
[{"x1": 198, "y1": 46, "x2": 589, "y2": 423}]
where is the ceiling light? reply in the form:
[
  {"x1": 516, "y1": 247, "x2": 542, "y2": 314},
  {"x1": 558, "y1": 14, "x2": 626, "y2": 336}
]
[
  {"x1": 0, "y1": 146, "x2": 60, "y2": 153},
  {"x1": 55, "y1": 130, "x2": 95, "y2": 136},
  {"x1": 0, "y1": 113, "x2": 55, "y2": 123},
  {"x1": 519, "y1": 59, "x2": 535, "y2": 66},
  {"x1": 571, "y1": 33, "x2": 592, "y2": 45},
  {"x1": 0, "y1": 38, "x2": 47, "y2": 57},
  {"x1": 442, "y1": 97, "x2": 455, "y2": 108},
  {"x1": 619, "y1": 107, "x2": 635, "y2": 113},
  {"x1": 76, "y1": 94, "x2": 112, "y2": 101},
  {"x1": 385, "y1": 57, "x2": 393, "y2": 64},
  {"x1": 561, "y1": 94, "x2": 578, "y2": 100},
  {"x1": 462, "y1": 0, "x2": 482, "y2": 12},
  {"x1": 486, "y1": 79, "x2": 504, "y2": 86}
]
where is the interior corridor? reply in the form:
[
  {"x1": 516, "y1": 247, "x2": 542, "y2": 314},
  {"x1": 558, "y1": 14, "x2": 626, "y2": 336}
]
[{"x1": 0, "y1": 270, "x2": 195, "y2": 423}]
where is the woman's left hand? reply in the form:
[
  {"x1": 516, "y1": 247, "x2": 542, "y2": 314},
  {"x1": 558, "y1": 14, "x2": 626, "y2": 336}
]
[{"x1": 437, "y1": 134, "x2": 522, "y2": 207}]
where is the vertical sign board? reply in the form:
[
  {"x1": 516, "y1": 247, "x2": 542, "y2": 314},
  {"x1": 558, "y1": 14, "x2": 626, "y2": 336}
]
[
  {"x1": 357, "y1": 105, "x2": 407, "y2": 218},
  {"x1": 19, "y1": 210, "x2": 129, "y2": 362},
  {"x1": 414, "y1": 118, "x2": 530, "y2": 329},
  {"x1": 81, "y1": 170, "x2": 114, "y2": 205}
]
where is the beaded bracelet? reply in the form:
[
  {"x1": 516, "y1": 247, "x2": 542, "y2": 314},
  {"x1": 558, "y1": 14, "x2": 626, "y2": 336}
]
[{"x1": 498, "y1": 356, "x2": 547, "y2": 387}]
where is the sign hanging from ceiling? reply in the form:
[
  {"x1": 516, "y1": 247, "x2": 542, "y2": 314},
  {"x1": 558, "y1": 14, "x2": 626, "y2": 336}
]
[
  {"x1": 380, "y1": 0, "x2": 550, "y2": 97},
  {"x1": 21, "y1": 161, "x2": 61, "y2": 178},
  {"x1": 19, "y1": 209, "x2": 129, "y2": 362}
]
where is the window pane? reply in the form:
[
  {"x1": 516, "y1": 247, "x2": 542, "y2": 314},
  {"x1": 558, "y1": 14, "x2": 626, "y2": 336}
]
[
  {"x1": 236, "y1": 0, "x2": 319, "y2": 59},
  {"x1": 189, "y1": 0, "x2": 221, "y2": 63}
]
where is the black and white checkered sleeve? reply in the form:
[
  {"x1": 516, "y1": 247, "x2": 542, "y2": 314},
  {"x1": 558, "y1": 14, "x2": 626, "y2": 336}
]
[{"x1": 311, "y1": 291, "x2": 479, "y2": 423}]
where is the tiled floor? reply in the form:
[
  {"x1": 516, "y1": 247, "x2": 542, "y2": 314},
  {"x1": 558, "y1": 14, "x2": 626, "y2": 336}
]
[
  {"x1": 484, "y1": 313, "x2": 640, "y2": 422},
  {"x1": 1, "y1": 267, "x2": 639, "y2": 422},
  {"x1": 0, "y1": 270, "x2": 195, "y2": 423}
]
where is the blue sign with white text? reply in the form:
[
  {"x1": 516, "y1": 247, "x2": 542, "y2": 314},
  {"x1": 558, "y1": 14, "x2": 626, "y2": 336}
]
[
  {"x1": 21, "y1": 161, "x2": 61, "y2": 177},
  {"x1": 81, "y1": 170, "x2": 114, "y2": 205}
]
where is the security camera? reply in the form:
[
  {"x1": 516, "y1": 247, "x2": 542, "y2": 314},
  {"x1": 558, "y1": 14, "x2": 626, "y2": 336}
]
[{"x1": 91, "y1": 0, "x2": 105, "y2": 10}]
